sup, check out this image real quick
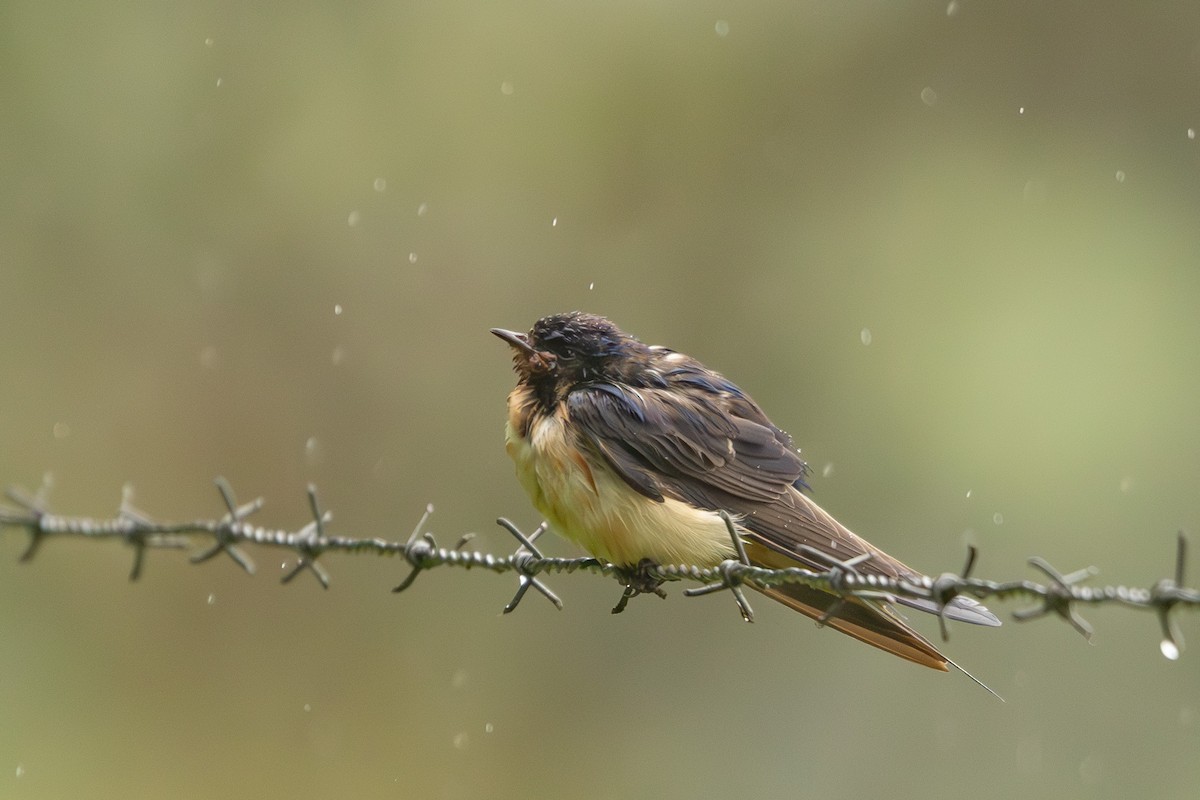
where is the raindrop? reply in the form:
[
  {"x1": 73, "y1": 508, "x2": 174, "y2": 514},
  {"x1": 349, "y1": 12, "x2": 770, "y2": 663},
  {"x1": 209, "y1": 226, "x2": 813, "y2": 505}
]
[
  {"x1": 992, "y1": 512, "x2": 1004, "y2": 525},
  {"x1": 331, "y1": 346, "x2": 345, "y2": 366},
  {"x1": 821, "y1": 463, "x2": 834, "y2": 478},
  {"x1": 500, "y1": 81, "x2": 514, "y2": 96},
  {"x1": 484, "y1": 722, "x2": 495, "y2": 734},
  {"x1": 347, "y1": 210, "x2": 361, "y2": 227},
  {"x1": 216, "y1": 77, "x2": 223, "y2": 88},
  {"x1": 53, "y1": 422, "x2": 70, "y2": 439},
  {"x1": 1161, "y1": 638, "x2": 1181, "y2": 661},
  {"x1": 920, "y1": 87, "x2": 938, "y2": 106},
  {"x1": 946, "y1": 0, "x2": 959, "y2": 15},
  {"x1": 1018, "y1": 106, "x2": 1025, "y2": 115},
  {"x1": 408, "y1": 252, "x2": 418, "y2": 264},
  {"x1": 714, "y1": 20, "x2": 730, "y2": 37},
  {"x1": 207, "y1": 593, "x2": 216, "y2": 605},
  {"x1": 373, "y1": 177, "x2": 387, "y2": 192},
  {"x1": 1189, "y1": 128, "x2": 1196, "y2": 140},
  {"x1": 199, "y1": 345, "x2": 219, "y2": 369},
  {"x1": 303, "y1": 703, "x2": 312, "y2": 712},
  {"x1": 965, "y1": 489, "x2": 973, "y2": 499},
  {"x1": 453, "y1": 732, "x2": 469, "y2": 749},
  {"x1": 588, "y1": 282, "x2": 594, "y2": 290},
  {"x1": 860, "y1": 328, "x2": 872, "y2": 345},
  {"x1": 1115, "y1": 170, "x2": 1126, "y2": 183},
  {"x1": 15, "y1": 765, "x2": 24, "y2": 779},
  {"x1": 204, "y1": 38, "x2": 214, "y2": 47},
  {"x1": 334, "y1": 304, "x2": 343, "y2": 316},
  {"x1": 305, "y1": 437, "x2": 321, "y2": 466},
  {"x1": 417, "y1": 202, "x2": 429, "y2": 217}
]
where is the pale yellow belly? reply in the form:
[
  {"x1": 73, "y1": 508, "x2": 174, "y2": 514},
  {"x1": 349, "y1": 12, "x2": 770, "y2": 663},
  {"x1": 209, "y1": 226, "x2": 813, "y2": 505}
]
[{"x1": 505, "y1": 414, "x2": 737, "y2": 567}]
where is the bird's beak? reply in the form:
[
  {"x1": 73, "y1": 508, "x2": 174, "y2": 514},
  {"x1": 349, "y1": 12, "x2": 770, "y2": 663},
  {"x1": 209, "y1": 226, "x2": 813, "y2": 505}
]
[{"x1": 490, "y1": 327, "x2": 538, "y2": 357}]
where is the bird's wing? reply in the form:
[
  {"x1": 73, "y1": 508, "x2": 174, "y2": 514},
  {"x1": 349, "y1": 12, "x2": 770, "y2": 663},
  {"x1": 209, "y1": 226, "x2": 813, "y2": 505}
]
[
  {"x1": 566, "y1": 377, "x2": 901, "y2": 578},
  {"x1": 566, "y1": 377, "x2": 999, "y2": 630},
  {"x1": 567, "y1": 379, "x2": 803, "y2": 505}
]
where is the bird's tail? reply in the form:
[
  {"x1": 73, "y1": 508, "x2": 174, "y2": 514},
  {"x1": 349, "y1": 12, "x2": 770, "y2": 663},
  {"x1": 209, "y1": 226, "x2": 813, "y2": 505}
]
[{"x1": 753, "y1": 581, "x2": 1003, "y2": 700}]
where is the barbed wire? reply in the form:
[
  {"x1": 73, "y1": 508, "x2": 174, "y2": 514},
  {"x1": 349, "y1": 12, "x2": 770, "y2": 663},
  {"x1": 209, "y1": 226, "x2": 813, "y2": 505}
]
[{"x1": 2, "y1": 475, "x2": 1196, "y2": 660}]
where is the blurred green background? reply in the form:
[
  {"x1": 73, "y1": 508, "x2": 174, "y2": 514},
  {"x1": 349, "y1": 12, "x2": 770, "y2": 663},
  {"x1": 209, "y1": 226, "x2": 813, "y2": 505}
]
[{"x1": 2, "y1": 1, "x2": 1199, "y2": 798}]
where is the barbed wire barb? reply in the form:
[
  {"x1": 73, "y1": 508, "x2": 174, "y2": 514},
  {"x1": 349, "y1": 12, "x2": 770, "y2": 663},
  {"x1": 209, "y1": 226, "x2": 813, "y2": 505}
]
[
  {"x1": 931, "y1": 545, "x2": 981, "y2": 643},
  {"x1": 1013, "y1": 557, "x2": 1100, "y2": 641},
  {"x1": 495, "y1": 518, "x2": 562, "y2": 613},
  {"x1": 681, "y1": 510, "x2": 757, "y2": 622},
  {"x1": 119, "y1": 484, "x2": 191, "y2": 581},
  {"x1": 1152, "y1": 532, "x2": 1188, "y2": 660},
  {"x1": 390, "y1": 503, "x2": 437, "y2": 593},
  {"x1": 280, "y1": 485, "x2": 333, "y2": 588},
  {"x1": 189, "y1": 478, "x2": 258, "y2": 575},
  {"x1": 5, "y1": 473, "x2": 53, "y2": 562}
]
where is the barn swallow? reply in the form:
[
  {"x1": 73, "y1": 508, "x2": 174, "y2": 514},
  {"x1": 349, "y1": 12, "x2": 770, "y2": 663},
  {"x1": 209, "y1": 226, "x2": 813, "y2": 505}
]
[{"x1": 493, "y1": 312, "x2": 999, "y2": 681}]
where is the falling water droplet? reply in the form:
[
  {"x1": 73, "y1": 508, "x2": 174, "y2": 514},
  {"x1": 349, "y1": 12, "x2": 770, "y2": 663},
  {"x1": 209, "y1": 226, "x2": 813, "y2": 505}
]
[{"x1": 1161, "y1": 638, "x2": 1181, "y2": 660}]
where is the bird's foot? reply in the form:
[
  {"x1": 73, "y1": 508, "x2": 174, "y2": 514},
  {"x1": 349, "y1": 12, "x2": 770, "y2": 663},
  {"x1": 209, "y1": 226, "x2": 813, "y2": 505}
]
[{"x1": 610, "y1": 559, "x2": 668, "y2": 614}]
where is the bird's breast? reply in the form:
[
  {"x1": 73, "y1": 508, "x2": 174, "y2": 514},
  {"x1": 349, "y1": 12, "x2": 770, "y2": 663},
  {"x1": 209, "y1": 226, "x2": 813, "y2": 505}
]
[{"x1": 504, "y1": 399, "x2": 736, "y2": 568}]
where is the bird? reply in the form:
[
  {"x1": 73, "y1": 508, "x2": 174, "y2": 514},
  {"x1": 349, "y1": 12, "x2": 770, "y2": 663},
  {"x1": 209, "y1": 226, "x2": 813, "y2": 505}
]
[{"x1": 492, "y1": 311, "x2": 999, "y2": 685}]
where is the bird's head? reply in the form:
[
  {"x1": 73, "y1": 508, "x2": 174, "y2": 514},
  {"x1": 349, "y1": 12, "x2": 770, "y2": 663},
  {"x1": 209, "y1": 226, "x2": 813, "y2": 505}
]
[{"x1": 492, "y1": 312, "x2": 648, "y2": 396}]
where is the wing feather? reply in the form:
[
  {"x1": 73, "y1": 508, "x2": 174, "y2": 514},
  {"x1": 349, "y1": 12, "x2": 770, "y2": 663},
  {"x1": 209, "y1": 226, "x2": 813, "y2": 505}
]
[{"x1": 565, "y1": 371, "x2": 1000, "y2": 630}]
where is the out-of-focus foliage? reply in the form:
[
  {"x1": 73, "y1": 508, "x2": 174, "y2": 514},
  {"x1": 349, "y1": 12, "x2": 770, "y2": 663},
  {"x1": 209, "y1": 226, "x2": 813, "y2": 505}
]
[{"x1": 2, "y1": 2, "x2": 1198, "y2": 798}]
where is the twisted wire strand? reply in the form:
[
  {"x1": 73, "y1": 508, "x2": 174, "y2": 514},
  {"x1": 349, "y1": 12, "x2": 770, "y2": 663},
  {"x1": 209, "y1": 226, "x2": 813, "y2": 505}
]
[{"x1": 2, "y1": 476, "x2": 1196, "y2": 658}]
